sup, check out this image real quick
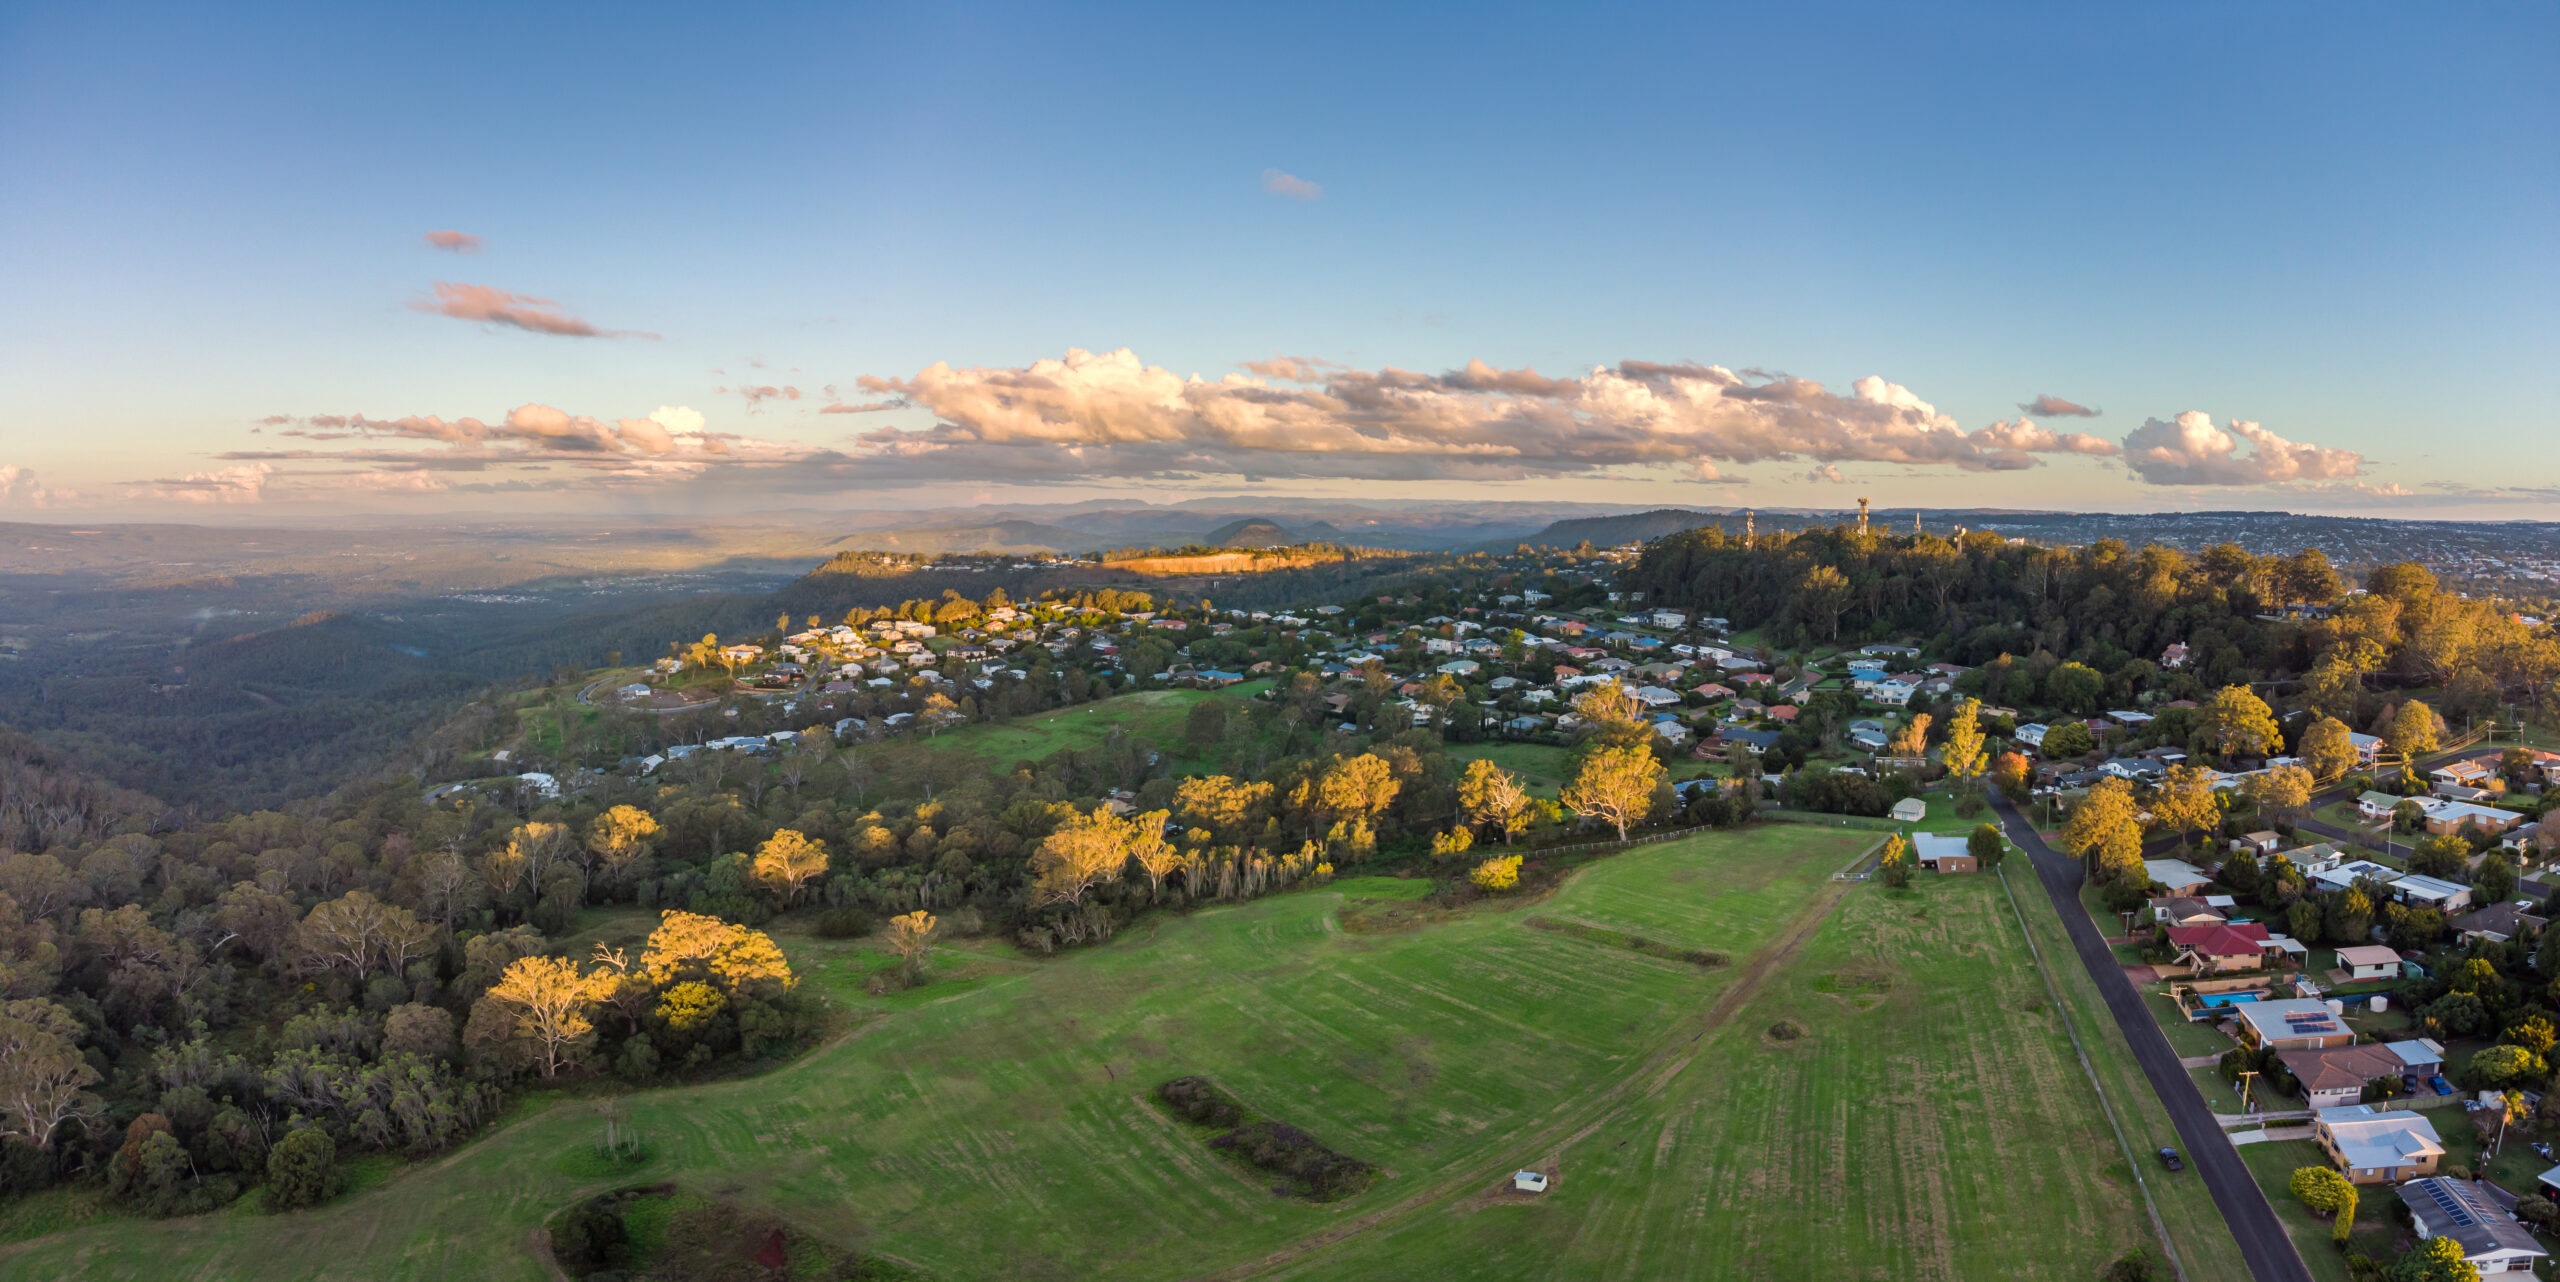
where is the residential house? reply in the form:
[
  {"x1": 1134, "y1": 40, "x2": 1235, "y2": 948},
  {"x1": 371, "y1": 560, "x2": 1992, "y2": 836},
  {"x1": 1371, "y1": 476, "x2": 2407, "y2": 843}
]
[
  {"x1": 2390, "y1": 874, "x2": 2474, "y2": 915},
  {"x1": 1719, "y1": 728, "x2": 1783, "y2": 756},
  {"x1": 2431, "y1": 759, "x2": 2498, "y2": 793},
  {"x1": 2357, "y1": 791, "x2": 2408, "y2": 822},
  {"x1": 1911, "y1": 831, "x2": 1978, "y2": 873},
  {"x1": 2013, "y1": 723, "x2": 2051, "y2": 750},
  {"x1": 2387, "y1": 1039, "x2": 2447, "y2": 1084},
  {"x1": 2236, "y1": 998, "x2": 2355, "y2": 1050},
  {"x1": 2149, "y1": 897, "x2": 2229, "y2": 927},
  {"x1": 2336, "y1": 945, "x2": 2402, "y2": 981},
  {"x1": 1889, "y1": 797, "x2": 1927, "y2": 823},
  {"x1": 2160, "y1": 642, "x2": 2190, "y2": 668},
  {"x1": 2395, "y1": 1177, "x2": 2546, "y2": 1274},
  {"x1": 2425, "y1": 801, "x2": 2522, "y2": 838},
  {"x1": 2449, "y1": 901, "x2": 2547, "y2": 945},
  {"x1": 2348, "y1": 731, "x2": 2386, "y2": 764},
  {"x1": 2165, "y1": 922, "x2": 2270, "y2": 974},
  {"x1": 2314, "y1": 1105, "x2": 2445, "y2": 1184},
  {"x1": 2277, "y1": 1042, "x2": 2409, "y2": 1109},
  {"x1": 2309, "y1": 860, "x2": 2401, "y2": 896},
  {"x1": 2142, "y1": 859, "x2": 2215, "y2": 896},
  {"x1": 2237, "y1": 831, "x2": 2282, "y2": 856}
]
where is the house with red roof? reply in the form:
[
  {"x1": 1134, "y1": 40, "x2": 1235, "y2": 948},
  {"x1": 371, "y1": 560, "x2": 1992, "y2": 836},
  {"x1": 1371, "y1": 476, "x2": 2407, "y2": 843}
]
[{"x1": 2165, "y1": 921, "x2": 2272, "y2": 975}]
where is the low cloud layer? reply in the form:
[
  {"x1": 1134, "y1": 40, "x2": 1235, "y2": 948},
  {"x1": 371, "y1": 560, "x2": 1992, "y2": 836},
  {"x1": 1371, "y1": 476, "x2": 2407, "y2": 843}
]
[
  {"x1": 133, "y1": 464, "x2": 273, "y2": 504},
  {"x1": 228, "y1": 405, "x2": 790, "y2": 494},
  {"x1": 410, "y1": 282, "x2": 654, "y2": 339},
  {"x1": 842, "y1": 347, "x2": 2125, "y2": 484},
  {"x1": 422, "y1": 230, "x2": 483, "y2": 253},
  {"x1": 2019, "y1": 394, "x2": 2099, "y2": 418},
  {"x1": 2120, "y1": 411, "x2": 2364, "y2": 486},
  {"x1": 0, "y1": 465, "x2": 75, "y2": 507},
  {"x1": 1262, "y1": 169, "x2": 1323, "y2": 201}
]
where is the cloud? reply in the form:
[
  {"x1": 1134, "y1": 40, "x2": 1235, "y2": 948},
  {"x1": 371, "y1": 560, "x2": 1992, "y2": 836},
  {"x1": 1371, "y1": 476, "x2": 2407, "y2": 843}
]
[
  {"x1": 840, "y1": 347, "x2": 2139, "y2": 484},
  {"x1": 1804, "y1": 464, "x2": 1846, "y2": 483},
  {"x1": 1261, "y1": 169, "x2": 1323, "y2": 201},
  {"x1": 2018, "y1": 394, "x2": 2099, "y2": 418},
  {"x1": 2118, "y1": 411, "x2": 2364, "y2": 486},
  {"x1": 236, "y1": 404, "x2": 799, "y2": 491},
  {"x1": 720, "y1": 384, "x2": 800, "y2": 411},
  {"x1": 422, "y1": 230, "x2": 483, "y2": 253},
  {"x1": 0, "y1": 465, "x2": 75, "y2": 507},
  {"x1": 409, "y1": 282, "x2": 655, "y2": 339},
  {"x1": 346, "y1": 470, "x2": 450, "y2": 492},
  {"x1": 134, "y1": 464, "x2": 272, "y2": 503},
  {"x1": 1969, "y1": 417, "x2": 2119, "y2": 457},
  {"x1": 818, "y1": 400, "x2": 900, "y2": 414}
]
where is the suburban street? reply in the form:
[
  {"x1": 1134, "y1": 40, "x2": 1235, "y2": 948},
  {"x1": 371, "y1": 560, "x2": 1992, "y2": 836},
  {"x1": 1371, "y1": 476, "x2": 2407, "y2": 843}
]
[{"x1": 1990, "y1": 791, "x2": 2314, "y2": 1282}]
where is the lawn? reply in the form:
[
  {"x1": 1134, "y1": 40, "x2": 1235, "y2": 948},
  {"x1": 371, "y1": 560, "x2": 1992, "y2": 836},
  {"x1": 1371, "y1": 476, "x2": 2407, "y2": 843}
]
[
  {"x1": 1270, "y1": 859, "x2": 2224, "y2": 1280},
  {"x1": 928, "y1": 682, "x2": 1273, "y2": 771},
  {"x1": 1, "y1": 824, "x2": 1867, "y2": 1280},
  {"x1": 1, "y1": 823, "x2": 2231, "y2": 1281},
  {"x1": 1446, "y1": 740, "x2": 1578, "y2": 794},
  {"x1": 2145, "y1": 992, "x2": 2241, "y2": 1059},
  {"x1": 2234, "y1": 1139, "x2": 2401, "y2": 1282},
  {"x1": 1997, "y1": 868, "x2": 2255, "y2": 1282}
]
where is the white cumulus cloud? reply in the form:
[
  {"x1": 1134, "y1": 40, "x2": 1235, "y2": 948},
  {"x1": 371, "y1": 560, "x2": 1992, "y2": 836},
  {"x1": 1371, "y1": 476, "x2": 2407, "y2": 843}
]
[{"x1": 2119, "y1": 411, "x2": 2364, "y2": 486}]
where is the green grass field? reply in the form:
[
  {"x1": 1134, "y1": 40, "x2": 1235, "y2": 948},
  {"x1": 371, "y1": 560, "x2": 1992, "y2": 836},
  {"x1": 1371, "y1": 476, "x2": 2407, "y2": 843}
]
[
  {"x1": 930, "y1": 682, "x2": 1273, "y2": 772},
  {"x1": 1446, "y1": 741, "x2": 1578, "y2": 795},
  {"x1": 0, "y1": 822, "x2": 2206, "y2": 1280}
]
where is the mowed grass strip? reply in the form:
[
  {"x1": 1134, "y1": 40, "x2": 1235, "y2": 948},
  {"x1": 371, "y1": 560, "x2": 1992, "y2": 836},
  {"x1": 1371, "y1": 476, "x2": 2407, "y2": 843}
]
[
  {"x1": 1279, "y1": 869, "x2": 2189, "y2": 1280},
  {"x1": 2001, "y1": 866, "x2": 2254, "y2": 1282},
  {"x1": 0, "y1": 825, "x2": 1861, "y2": 1281}
]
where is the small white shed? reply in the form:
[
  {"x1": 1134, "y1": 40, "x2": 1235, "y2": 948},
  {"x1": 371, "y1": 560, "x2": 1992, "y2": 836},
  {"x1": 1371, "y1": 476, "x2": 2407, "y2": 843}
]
[
  {"x1": 1513, "y1": 1170, "x2": 1549, "y2": 1193},
  {"x1": 1889, "y1": 798, "x2": 1927, "y2": 823}
]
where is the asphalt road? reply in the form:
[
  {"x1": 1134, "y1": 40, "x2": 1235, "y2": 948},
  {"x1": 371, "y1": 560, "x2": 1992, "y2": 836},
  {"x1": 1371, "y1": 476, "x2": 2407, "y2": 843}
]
[{"x1": 1989, "y1": 790, "x2": 2313, "y2": 1282}]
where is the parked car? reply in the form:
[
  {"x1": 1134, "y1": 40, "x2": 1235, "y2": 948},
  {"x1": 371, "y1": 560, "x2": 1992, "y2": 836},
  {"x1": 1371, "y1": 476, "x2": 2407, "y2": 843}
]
[
  {"x1": 2429, "y1": 1075, "x2": 2454, "y2": 1096},
  {"x1": 2157, "y1": 1147, "x2": 2183, "y2": 1172}
]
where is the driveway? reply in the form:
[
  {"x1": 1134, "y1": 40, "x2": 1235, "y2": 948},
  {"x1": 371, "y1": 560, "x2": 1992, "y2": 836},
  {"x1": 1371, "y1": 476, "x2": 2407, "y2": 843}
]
[{"x1": 1991, "y1": 791, "x2": 2313, "y2": 1282}]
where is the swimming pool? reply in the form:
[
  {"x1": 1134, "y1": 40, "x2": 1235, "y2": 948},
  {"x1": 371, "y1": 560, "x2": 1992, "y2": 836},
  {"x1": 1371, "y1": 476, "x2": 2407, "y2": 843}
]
[{"x1": 2195, "y1": 991, "x2": 2269, "y2": 1008}]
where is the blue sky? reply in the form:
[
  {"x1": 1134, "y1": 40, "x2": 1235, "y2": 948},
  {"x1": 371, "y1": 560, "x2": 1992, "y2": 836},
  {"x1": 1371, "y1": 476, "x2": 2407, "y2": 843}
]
[{"x1": 1, "y1": 1, "x2": 2552, "y2": 518}]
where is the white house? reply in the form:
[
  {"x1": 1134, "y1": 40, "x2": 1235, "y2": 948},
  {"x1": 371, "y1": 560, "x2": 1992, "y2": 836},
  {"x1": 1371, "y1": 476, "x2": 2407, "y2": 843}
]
[
  {"x1": 2142, "y1": 859, "x2": 2213, "y2": 895},
  {"x1": 2357, "y1": 791, "x2": 2408, "y2": 822},
  {"x1": 1889, "y1": 797, "x2": 1927, "y2": 823},
  {"x1": 2335, "y1": 945, "x2": 2402, "y2": 981},
  {"x1": 2014, "y1": 723, "x2": 2050, "y2": 749},
  {"x1": 2390, "y1": 874, "x2": 2473, "y2": 915}
]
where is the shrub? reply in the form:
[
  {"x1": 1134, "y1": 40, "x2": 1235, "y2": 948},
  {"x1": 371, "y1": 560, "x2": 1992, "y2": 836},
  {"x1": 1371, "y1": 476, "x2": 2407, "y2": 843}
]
[
  {"x1": 814, "y1": 907, "x2": 872, "y2": 938},
  {"x1": 1209, "y1": 1121, "x2": 1379, "y2": 1201},
  {"x1": 1767, "y1": 1020, "x2": 1804, "y2": 1041},
  {"x1": 265, "y1": 1127, "x2": 341, "y2": 1211},
  {"x1": 1469, "y1": 855, "x2": 1523, "y2": 893},
  {"x1": 1159, "y1": 1076, "x2": 1243, "y2": 1129}
]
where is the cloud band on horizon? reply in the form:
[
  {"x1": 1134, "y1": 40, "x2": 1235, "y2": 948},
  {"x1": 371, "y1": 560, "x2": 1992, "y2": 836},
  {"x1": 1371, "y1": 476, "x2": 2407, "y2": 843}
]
[{"x1": 841, "y1": 347, "x2": 2126, "y2": 484}]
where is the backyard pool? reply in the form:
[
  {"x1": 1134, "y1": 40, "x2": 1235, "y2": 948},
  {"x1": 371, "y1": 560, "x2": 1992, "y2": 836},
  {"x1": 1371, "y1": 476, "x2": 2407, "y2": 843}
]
[{"x1": 2195, "y1": 991, "x2": 2270, "y2": 1009}]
